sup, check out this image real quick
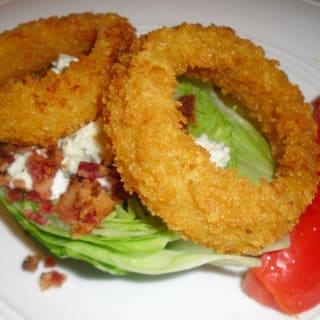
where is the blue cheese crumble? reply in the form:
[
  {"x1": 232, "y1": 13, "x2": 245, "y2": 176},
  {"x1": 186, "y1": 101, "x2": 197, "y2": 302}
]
[{"x1": 194, "y1": 133, "x2": 230, "y2": 168}]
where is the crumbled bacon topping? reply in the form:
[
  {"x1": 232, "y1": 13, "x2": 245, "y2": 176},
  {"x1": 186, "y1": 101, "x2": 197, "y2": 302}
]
[
  {"x1": 106, "y1": 166, "x2": 129, "y2": 201},
  {"x1": 0, "y1": 139, "x2": 127, "y2": 238},
  {"x1": 0, "y1": 144, "x2": 32, "y2": 162},
  {"x1": 22, "y1": 254, "x2": 41, "y2": 272},
  {"x1": 27, "y1": 147, "x2": 63, "y2": 199},
  {"x1": 24, "y1": 190, "x2": 55, "y2": 214},
  {"x1": 178, "y1": 94, "x2": 197, "y2": 128},
  {"x1": 0, "y1": 154, "x2": 14, "y2": 172},
  {"x1": 57, "y1": 178, "x2": 115, "y2": 236},
  {"x1": 22, "y1": 254, "x2": 66, "y2": 291},
  {"x1": 25, "y1": 211, "x2": 48, "y2": 225},
  {"x1": 39, "y1": 200, "x2": 55, "y2": 214},
  {"x1": 0, "y1": 145, "x2": 32, "y2": 188},
  {"x1": 11, "y1": 179, "x2": 29, "y2": 190},
  {"x1": 44, "y1": 257, "x2": 56, "y2": 268},
  {"x1": 24, "y1": 190, "x2": 43, "y2": 201},
  {"x1": 0, "y1": 175, "x2": 11, "y2": 188},
  {"x1": 6, "y1": 188, "x2": 24, "y2": 203},
  {"x1": 77, "y1": 161, "x2": 109, "y2": 179},
  {"x1": 39, "y1": 271, "x2": 67, "y2": 291},
  {"x1": 27, "y1": 147, "x2": 61, "y2": 183}
]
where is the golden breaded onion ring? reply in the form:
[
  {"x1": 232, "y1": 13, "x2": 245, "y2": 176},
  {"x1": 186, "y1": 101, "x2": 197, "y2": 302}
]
[
  {"x1": 0, "y1": 12, "x2": 135, "y2": 146},
  {"x1": 105, "y1": 23, "x2": 319, "y2": 254}
]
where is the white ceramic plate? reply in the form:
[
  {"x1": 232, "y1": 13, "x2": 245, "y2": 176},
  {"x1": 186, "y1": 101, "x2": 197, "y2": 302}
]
[{"x1": 0, "y1": 0, "x2": 319, "y2": 319}]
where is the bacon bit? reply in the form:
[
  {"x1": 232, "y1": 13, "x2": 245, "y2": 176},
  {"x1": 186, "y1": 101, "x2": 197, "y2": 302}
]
[
  {"x1": 105, "y1": 166, "x2": 129, "y2": 201},
  {"x1": 0, "y1": 162, "x2": 9, "y2": 173},
  {"x1": 22, "y1": 255, "x2": 66, "y2": 292},
  {"x1": 6, "y1": 154, "x2": 15, "y2": 163},
  {"x1": 26, "y1": 154, "x2": 46, "y2": 183},
  {"x1": 39, "y1": 200, "x2": 55, "y2": 214},
  {"x1": 0, "y1": 145, "x2": 17, "y2": 168},
  {"x1": 0, "y1": 175, "x2": 10, "y2": 187},
  {"x1": 25, "y1": 211, "x2": 48, "y2": 225},
  {"x1": 33, "y1": 178, "x2": 54, "y2": 200},
  {"x1": 22, "y1": 254, "x2": 41, "y2": 272},
  {"x1": 77, "y1": 162, "x2": 108, "y2": 180},
  {"x1": 57, "y1": 178, "x2": 115, "y2": 236},
  {"x1": 25, "y1": 192, "x2": 55, "y2": 213},
  {"x1": 0, "y1": 155, "x2": 14, "y2": 173},
  {"x1": 27, "y1": 147, "x2": 63, "y2": 200},
  {"x1": 56, "y1": 180, "x2": 80, "y2": 224},
  {"x1": 0, "y1": 145, "x2": 14, "y2": 179},
  {"x1": 0, "y1": 144, "x2": 32, "y2": 174},
  {"x1": 0, "y1": 149, "x2": 14, "y2": 163},
  {"x1": 25, "y1": 190, "x2": 42, "y2": 201},
  {"x1": 27, "y1": 148, "x2": 61, "y2": 183},
  {"x1": 81, "y1": 212, "x2": 96, "y2": 224},
  {"x1": 11, "y1": 179, "x2": 28, "y2": 190},
  {"x1": 44, "y1": 257, "x2": 56, "y2": 268},
  {"x1": 178, "y1": 94, "x2": 197, "y2": 126},
  {"x1": 6, "y1": 188, "x2": 24, "y2": 203},
  {"x1": 111, "y1": 181, "x2": 129, "y2": 201},
  {"x1": 39, "y1": 271, "x2": 67, "y2": 291}
]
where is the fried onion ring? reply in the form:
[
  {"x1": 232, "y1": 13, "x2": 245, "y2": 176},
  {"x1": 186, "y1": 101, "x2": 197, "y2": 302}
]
[
  {"x1": 105, "y1": 23, "x2": 320, "y2": 254},
  {"x1": 0, "y1": 12, "x2": 135, "y2": 146}
]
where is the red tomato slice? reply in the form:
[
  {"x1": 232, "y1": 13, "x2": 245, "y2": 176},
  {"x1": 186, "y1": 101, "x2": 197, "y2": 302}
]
[
  {"x1": 242, "y1": 96, "x2": 320, "y2": 315},
  {"x1": 242, "y1": 271, "x2": 283, "y2": 313},
  {"x1": 242, "y1": 187, "x2": 320, "y2": 314}
]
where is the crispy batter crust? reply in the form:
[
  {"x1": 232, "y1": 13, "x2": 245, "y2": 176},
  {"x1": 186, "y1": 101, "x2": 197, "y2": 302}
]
[
  {"x1": 0, "y1": 12, "x2": 135, "y2": 146},
  {"x1": 105, "y1": 24, "x2": 319, "y2": 254}
]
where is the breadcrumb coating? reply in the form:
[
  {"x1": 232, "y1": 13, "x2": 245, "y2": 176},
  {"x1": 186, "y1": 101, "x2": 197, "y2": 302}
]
[
  {"x1": 0, "y1": 12, "x2": 135, "y2": 146},
  {"x1": 105, "y1": 23, "x2": 319, "y2": 254}
]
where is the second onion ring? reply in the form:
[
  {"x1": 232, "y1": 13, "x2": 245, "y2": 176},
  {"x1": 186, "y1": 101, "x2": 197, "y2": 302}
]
[
  {"x1": 0, "y1": 12, "x2": 135, "y2": 146},
  {"x1": 105, "y1": 23, "x2": 319, "y2": 254}
]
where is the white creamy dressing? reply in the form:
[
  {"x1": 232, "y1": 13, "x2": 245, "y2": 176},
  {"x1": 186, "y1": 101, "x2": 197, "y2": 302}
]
[
  {"x1": 58, "y1": 122, "x2": 103, "y2": 175},
  {"x1": 50, "y1": 169, "x2": 70, "y2": 200},
  {"x1": 194, "y1": 133, "x2": 230, "y2": 168},
  {"x1": 53, "y1": 121, "x2": 107, "y2": 199},
  {"x1": 6, "y1": 122, "x2": 107, "y2": 200},
  {"x1": 7, "y1": 152, "x2": 33, "y2": 190},
  {"x1": 51, "y1": 53, "x2": 79, "y2": 74}
]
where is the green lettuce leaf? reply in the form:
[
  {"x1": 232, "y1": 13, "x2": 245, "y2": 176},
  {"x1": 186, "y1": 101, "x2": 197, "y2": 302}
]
[
  {"x1": 176, "y1": 78, "x2": 274, "y2": 183},
  {"x1": 0, "y1": 188, "x2": 260, "y2": 275}
]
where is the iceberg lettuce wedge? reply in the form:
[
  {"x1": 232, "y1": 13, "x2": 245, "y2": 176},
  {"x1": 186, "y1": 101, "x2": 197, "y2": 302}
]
[
  {"x1": 0, "y1": 188, "x2": 261, "y2": 275},
  {"x1": 0, "y1": 79, "x2": 277, "y2": 275}
]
